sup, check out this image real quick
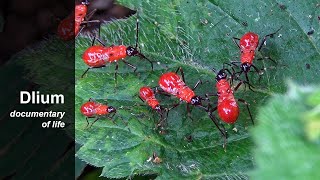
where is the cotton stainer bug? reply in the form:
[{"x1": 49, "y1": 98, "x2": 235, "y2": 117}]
[
  {"x1": 80, "y1": 16, "x2": 153, "y2": 83},
  {"x1": 80, "y1": 98, "x2": 116, "y2": 129},
  {"x1": 230, "y1": 27, "x2": 282, "y2": 83},
  {"x1": 139, "y1": 86, "x2": 167, "y2": 129},
  {"x1": 57, "y1": 0, "x2": 99, "y2": 40},
  {"x1": 207, "y1": 68, "x2": 254, "y2": 125},
  {"x1": 158, "y1": 67, "x2": 228, "y2": 146},
  {"x1": 158, "y1": 67, "x2": 203, "y2": 112},
  {"x1": 204, "y1": 68, "x2": 254, "y2": 149}
]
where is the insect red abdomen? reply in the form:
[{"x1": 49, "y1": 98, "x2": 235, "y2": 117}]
[
  {"x1": 177, "y1": 86, "x2": 195, "y2": 103},
  {"x1": 140, "y1": 86, "x2": 159, "y2": 109},
  {"x1": 239, "y1": 32, "x2": 259, "y2": 65},
  {"x1": 217, "y1": 99, "x2": 239, "y2": 124},
  {"x1": 239, "y1": 32, "x2": 259, "y2": 52},
  {"x1": 159, "y1": 72, "x2": 184, "y2": 95},
  {"x1": 158, "y1": 72, "x2": 194, "y2": 103},
  {"x1": 240, "y1": 51, "x2": 255, "y2": 64},
  {"x1": 82, "y1": 46, "x2": 109, "y2": 67},
  {"x1": 216, "y1": 79, "x2": 230, "y2": 95},
  {"x1": 95, "y1": 104, "x2": 109, "y2": 116},
  {"x1": 106, "y1": 45, "x2": 127, "y2": 62},
  {"x1": 80, "y1": 101, "x2": 96, "y2": 117},
  {"x1": 216, "y1": 79, "x2": 239, "y2": 124}
]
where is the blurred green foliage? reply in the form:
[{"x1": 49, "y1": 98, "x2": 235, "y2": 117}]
[{"x1": 252, "y1": 83, "x2": 320, "y2": 179}]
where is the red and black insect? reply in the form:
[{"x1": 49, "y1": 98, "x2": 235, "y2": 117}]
[
  {"x1": 158, "y1": 67, "x2": 203, "y2": 110},
  {"x1": 205, "y1": 68, "x2": 254, "y2": 148},
  {"x1": 80, "y1": 98, "x2": 116, "y2": 128},
  {"x1": 57, "y1": 0, "x2": 99, "y2": 40},
  {"x1": 211, "y1": 68, "x2": 253, "y2": 125},
  {"x1": 139, "y1": 86, "x2": 167, "y2": 128},
  {"x1": 81, "y1": 17, "x2": 153, "y2": 82},
  {"x1": 139, "y1": 86, "x2": 162, "y2": 113},
  {"x1": 230, "y1": 27, "x2": 282, "y2": 82}
]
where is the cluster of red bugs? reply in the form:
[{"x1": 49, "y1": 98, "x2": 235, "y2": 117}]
[{"x1": 76, "y1": 3, "x2": 282, "y2": 149}]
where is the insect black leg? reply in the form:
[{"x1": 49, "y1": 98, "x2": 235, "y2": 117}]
[
  {"x1": 176, "y1": 67, "x2": 186, "y2": 83},
  {"x1": 82, "y1": 20, "x2": 100, "y2": 24},
  {"x1": 208, "y1": 111, "x2": 227, "y2": 149},
  {"x1": 123, "y1": 60, "x2": 137, "y2": 73},
  {"x1": 138, "y1": 96, "x2": 145, "y2": 103},
  {"x1": 113, "y1": 113, "x2": 131, "y2": 132},
  {"x1": 233, "y1": 80, "x2": 254, "y2": 92},
  {"x1": 192, "y1": 79, "x2": 203, "y2": 91},
  {"x1": 224, "y1": 67, "x2": 237, "y2": 86},
  {"x1": 205, "y1": 92, "x2": 218, "y2": 102},
  {"x1": 85, "y1": 117, "x2": 90, "y2": 129},
  {"x1": 91, "y1": 36, "x2": 96, "y2": 46},
  {"x1": 154, "y1": 87, "x2": 172, "y2": 97},
  {"x1": 186, "y1": 104, "x2": 195, "y2": 121},
  {"x1": 88, "y1": 117, "x2": 100, "y2": 129},
  {"x1": 114, "y1": 62, "x2": 119, "y2": 86},
  {"x1": 223, "y1": 62, "x2": 234, "y2": 69},
  {"x1": 81, "y1": 65, "x2": 106, "y2": 78},
  {"x1": 98, "y1": 22, "x2": 101, "y2": 39},
  {"x1": 244, "y1": 72, "x2": 250, "y2": 84},
  {"x1": 81, "y1": 68, "x2": 91, "y2": 78},
  {"x1": 256, "y1": 56, "x2": 277, "y2": 65},
  {"x1": 232, "y1": 37, "x2": 241, "y2": 49},
  {"x1": 237, "y1": 98, "x2": 254, "y2": 125},
  {"x1": 165, "y1": 101, "x2": 182, "y2": 118},
  {"x1": 95, "y1": 37, "x2": 106, "y2": 46},
  {"x1": 134, "y1": 12, "x2": 140, "y2": 49},
  {"x1": 145, "y1": 57, "x2": 154, "y2": 71},
  {"x1": 251, "y1": 64, "x2": 263, "y2": 83},
  {"x1": 156, "y1": 108, "x2": 167, "y2": 130},
  {"x1": 205, "y1": 93, "x2": 218, "y2": 97},
  {"x1": 85, "y1": 9, "x2": 97, "y2": 21},
  {"x1": 167, "y1": 101, "x2": 182, "y2": 111},
  {"x1": 108, "y1": 112, "x2": 116, "y2": 119},
  {"x1": 233, "y1": 81, "x2": 243, "y2": 92},
  {"x1": 76, "y1": 26, "x2": 85, "y2": 38},
  {"x1": 136, "y1": 53, "x2": 154, "y2": 71},
  {"x1": 258, "y1": 26, "x2": 282, "y2": 51},
  {"x1": 230, "y1": 61, "x2": 241, "y2": 73},
  {"x1": 88, "y1": 98, "x2": 94, "y2": 102},
  {"x1": 91, "y1": 36, "x2": 106, "y2": 46}
]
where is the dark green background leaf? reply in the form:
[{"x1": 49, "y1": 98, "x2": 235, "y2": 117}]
[{"x1": 75, "y1": 0, "x2": 320, "y2": 179}]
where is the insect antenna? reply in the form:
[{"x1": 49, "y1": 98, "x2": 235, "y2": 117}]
[{"x1": 134, "y1": 11, "x2": 140, "y2": 49}]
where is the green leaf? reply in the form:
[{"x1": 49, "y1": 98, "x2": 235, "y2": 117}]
[
  {"x1": 75, "y1": 0, "x2": 320, "y2": 179},
  {"x1": 75, "y1": 144, "x2": 87, "y2": 178},
  {"x1": 304, "y1": 89, "x2": 320, "y2": 143},
  {"x1": 252, "y1": 83, "x2": 320, "y2": 179}
]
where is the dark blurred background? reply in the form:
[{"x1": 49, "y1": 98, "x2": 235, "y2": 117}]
[
  {"x1": 0, "y1": 0, "x2": 135, "y2": 65},
  {"x1": 0, "y1": 0, "x2": 138, "y2": 179}
]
